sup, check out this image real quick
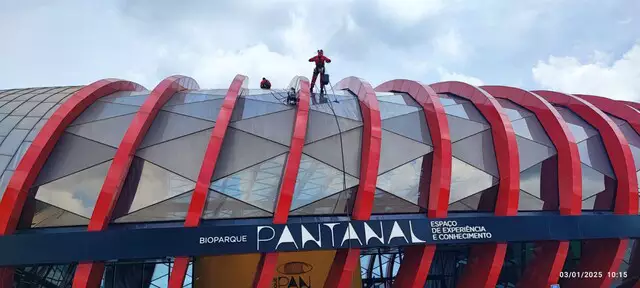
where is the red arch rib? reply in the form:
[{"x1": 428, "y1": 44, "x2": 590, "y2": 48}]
[
  {"x1": 430, "y1": 81, "x2": 520, "y2": 288},
  {"x1": 534, "y1": 90, "x2": 639, "y2": 288},
  {"x1": 72, "y1": 75, "x2": 199, "y2": 288},
  {"x1": 482, "y1": 85, "x2": 582, "y2": 287},
  {"x1": 0, "y1": 79, "x2": 144, "y2": 287},
  {"x1": 324, "y1": 77, "x2": 382, "y2": 288},
  {"x1": 375, "y1": 79, "x2": 452, "y2": 288},
  {"x1": 251, "y1": 77, "x2": 311, "y2": 287},
  {"x1": 167, "y1": 74, "x2": 248, "y2": 288}
]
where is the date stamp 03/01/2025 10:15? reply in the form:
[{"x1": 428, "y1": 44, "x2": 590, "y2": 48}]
[{"x1": 558, "y1": 270, "x2": 628, "y2": 279}]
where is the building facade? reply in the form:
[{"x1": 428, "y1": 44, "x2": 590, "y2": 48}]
[{"x1": 0, "y1": 75, "x2": 638, "y2": 288}]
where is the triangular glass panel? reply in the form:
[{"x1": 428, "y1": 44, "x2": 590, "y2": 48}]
[
  {"x1": 519, "y1": 162, "x2": 542, "y2": 197},
  {"x1": 554, "y1": 107, "x2": 598, "y2": 143},
  {"x1": 376, "y1": 92, "x2": 420, "y2": 108},
  {"x1": 99, "y1": 91, "x2": 149, "y2": 101},
  {"x1": 162, "y1": 99, "x2": 223, "y2": 122},
  {"x1": 230, "y1": 109, "x2": 296, "y2": 146},
  {"x1": 518, "y1": 190, "x2": 545, "y2": 211},
  {"x1": 447, "y1": 114, "x2": 490, "y2": 143},
  {"x1": 290, "y1": 154, "x2": 359, "y2": 210},
  {"x1": 581, "y1": 163, "x2": 607, "y2": 200},
  {"x1": 581, "y1": 191, "x2": 615, "y2": 211},
  {"x1": 136, "y1": 129, "x2": 212, "y2": 181},
  {"x1": 618, "y1": 124, "x2": 640, "y2": 170},
  {"x1": 496, "y1": 99, "x2": 533, "y2": 122},
  {"x1": 452, "y1": 130, "x2": 499, "y2": 177},
  {"x1": 289, "y1": 186, "x2": 356, "y2": 216},
  {"x1": 443, "y1": 103, "x2": 487, "y2": 124},
  {"x1": 230, "y1": 98, "x2": 292, "y2": 121},
  {"x1": 310, "y1": 99, "x2": 362, "y2": 121},
  {"x1": 211, "y1": 153, "x2": 287, "y2": 212},
  {"x1": 303, "y1": 128, "x2": 362, "y2": 178},
  {"x1": 99, "y1": 95, "x2": 149, "y2": 106},
  {"x1": 379, "y1": 130, "x2": 433, "y2": 174},
  {"x1": 164, "y1": 92, "x2": 225, "y2": 106},
  {"x1": 243, "y1": 93, "x2": 287, "y2": 104},
  {"x1": 35, "y1": 161, "x2": 112, "y2": 218},
  {"x1": 606, "y1": 114, "x2": 627, "y2": 127},
  {"x1": 138, "y1": 111, "x2": 214, "y2": 149},
  {"x1": 30, "y1": 200, "x2": 90, "y2": 228},
  {"x1": 211, "y1": 128, "x2": 288, "y2": 181},
  {"x1": 371, "y1": 189, "x2": 420, "y2": 214},
  {"x1": 35, "y1": 133, "x2": 116, "y2": 185},
  {"x1": 448, "y1": 201, "x2": 474, "y2": 212},
  {"x1": 119, "y1": 160, "x2": 196, "y2": 214},
  {"x1": 66, "y1": 113, "x2": 136, "y2": 148},
  {"x1": 378, "y1": 101, "x2": 421, "y2": 120},
  {"x1": 377, "y1": 155, "x2": 430, "y2": 206},
  {"x1": 382, "y1": 111, "x2": 432, "y2": 145},
  {"x1": 458, "y1": 185, "x2": 498, "y2": 212},
  {"x1": 305, "y1": 110, "x2": 362, "y2": 144},
  {"x1": 510, "y1": 116, "x2": 554, "y2": 148},
  {"x1": 437, "y1": 93, "x2": 470, "y2": 106},
  {"x1": 449, "y1": 157, "x2": 496, "y2": 204},
  {"x1": 115, "y1": 191, "x2": 193, "y2": 223},
  {"x1": 70, "y1": 102, "x2": 139, "y2": 126},
  {"x1": 203, "y1": 190, "x2": 271, "y2": 219},
  {"x1": 515, "y1": 135, "x2": 556, "y2": 172},
  {"x1": 577, "y1": 135, "x2": 615, "y2": 178}
]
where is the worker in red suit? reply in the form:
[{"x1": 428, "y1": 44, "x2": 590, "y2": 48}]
[
  {"x1": 260, "y1": 77, "x2": 271, "y2": 89},
  {"x1": 309, "y1": 49, "x2": 331, "y2": 93}
]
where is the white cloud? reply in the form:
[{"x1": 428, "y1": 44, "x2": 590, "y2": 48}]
[
  {"x1": 375, "y1": 0, "x2": 447, "y2": 26},
  {"x1": 532, "y1": 43, "x2": 640, "y2": 101},
  {"x1": 432, "y1": 29, "x2": 467, "y2": 60},
  {"x1": 437, "y1": 68, "x2": 484, "y2": 86}
]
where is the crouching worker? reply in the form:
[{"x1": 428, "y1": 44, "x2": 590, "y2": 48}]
[
  {"x1": 286, "y1": 87, "x2": 298, "y2": 106},
  {"x1": 260, "y1": 77, "x2": 271, "y2": 89}
]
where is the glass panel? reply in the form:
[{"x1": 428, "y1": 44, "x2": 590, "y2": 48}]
[
  {"x1": 452, "y1": 130, "x2": 499, "y2": 176},
  {"x1": 210, "y1": 153, "x2": 287, "y2": 212},
  {"x1": 606, "y1": 113, "x2": 627, "y2": 126},
  {"x1": 0, "y1": 115, "x2": 23, "y2": 136},
  {"x1": 458, "y1": 185, "x2": 498, "y2": 211},
  {"x1": 31, "y1": 200, "x2": 90, "y2": 228},
  {"x1": 7, "y1": 141, "x2": 31, "y2": 170},
  {"x1": 0, "y1": 154, "x2": 11, "y2": 174},
  {"x1": 554, "y1": 106, "x2": 597, "y2": 143},
  {"x1": 378, "y1": 101, "x2": 421, "y2": 120},
  {"x1": 581, "y1": 164, "x2": 606, "y2": 200},
  {"x1": 26, "y1": 119, "x2": 46, "y2": 141},
  {"x1": 243, "y1": 93, "x2": 287, "y2": 104},
  {"x1": 230, "y1": 98, "x2": 292, "y2": 121},
  {"x1": 43, "y1": 104, "x2": 61, "y2": 118},
  {"x1": 66, "y1": 113, "x2": 136, "y2": 148},
  {"x1": 379, "y1": 129, "x2": 433, "y2": 174},
  {"x1": 202, "y1": 190, "x2": 271, "y2": 219},
  {"x1": 376, "y1": 92, "x2": 420, "y2": 107},
  {"x1": 496, "y1": 99, "x2": 533, "y2": 121},
  {"x1": 27, "y1": 102, "x2": 57, "y2": 117},
  {"x1": 618, "y1": 124, "x2": 640, "y2": 170},
  {"x1": 376, "y1": 155, "x2": 429, "y2": 206},
  {"x1": 381, "y1": 111, "x2": 432, "y2": 145},
  {"x1": 16, "y1": 116, "x2": 40, "y2": 130},
  {"x1": 447, "y1": 114, "x2": 490, "y2": 143},
  {"x1": 10, "y1": 101, "x2": 39, "y2": 116},
  {"x1": 122, "y1": 160, "x2": 196, "y2": 214},
  {"x1": 449, "y1": 157, "x2": 496, "y2": 204},
  {"x1": 310, "y1": 99, "x2": 362, "y2": 121},
  {"x1": 371, "y1": 189, "x2": 420, "y2": 214},
  {"x1": 229, "y1": 109, "x2": 295, "y2": 146},
  {"x1": 437, "y1": 93, "x2": 470, "y2": 106},
  {"x1": 443, "y1": 103, "x2": 487, "y2": 123},
  {"x1": 510, "y1": 116, "x2": 554, "y2": 148},
  {"x1": 0, "y1": 171, "x2": 13, "y2": 198},
  {"x1": 289, "y1": 187, "x2": 355, "y2": 216},
  {"x1": 515, "y1": 135, "x2": 556, "y2": 172},
  {"x1": 114, "y1": 191, "x2": 192, "y2": 223},
  {"x1": 164, "y1": 92, "x2": 225, "y2": 106},
  {"x1": 577, "y1": 135, "x2": 615, "y2": 178},
  {"x1": 518, "y1": 190, "x2": 545, "y2": 211},
  {"x1": 70, "y1": 102, "x2": 139, "y2": 126},
  {"x1": 138, "y1": 111, "x2": 214, "y2": 149},
  {"x1": 100, "y1": 94, "x2": 149, "y2": 106},
  {"x1": 162, "y1": 99, "x2": 224, "y2": 122},
  {"x1": 290, "y1": 154, "x2": 359, "y2": 210},
  {"x1": 0, "y1": 129, "x2": 28, "y2": 155},
  {"x1": 305, "y1": 110, "x2": 362, "y2": 144},
  {"x1": 0, "y1": 100, "x2": 25, "y2": 113},
  {"x1": 99, "y1": 90, "x2": 149, "y2": 100},
  {"x1": 35, "y1": 161, "x2": 112, "y2": 218}
]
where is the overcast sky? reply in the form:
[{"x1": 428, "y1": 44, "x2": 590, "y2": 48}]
[{"x1": 0, "y1": 0, "x2": 639, "y2": 101}]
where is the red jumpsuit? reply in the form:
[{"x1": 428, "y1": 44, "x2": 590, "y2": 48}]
[{"x1": 309, "y1": 51, "x2": 331, "y2": 92}]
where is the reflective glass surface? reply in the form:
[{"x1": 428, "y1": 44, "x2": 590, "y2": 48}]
[
  {"x1": 449, "y1": 157, "x2": 496, "y2": 204},
  {"x1": 437, "y1": 93, "x2": 469, "y2": 106},
  {"x1": 377, "y1": 156, "x2": 429, "y2": 206},
  {"x1": 381, "y1": 111, "x2": 432, "y2": 145},
  {"x1": 27, "y1": 102, "x2": 57, "y2": 117},
  {"x1": 124, "y1": 160, "x2": 196, "y2": 214},
  {"x1": 378, "y1": 101, "x2": 421, "y2": 120},
  {"x1": 310, "y1": 99, "x2": 363, "y2": 121},
  {"x1": 519, "y1": 163, "x2": 543, "y2": 198},
  {"x1": 100, "y1": 94, "x2": 149, "y2": 106},
  {"x1": 290, "y1": 154, "x2": 359, "y2": 210},
  {"x1": 71, "y1": 102, "x2": 139, "y2": 126},
  {"x1": 517, "y1": 190, "x2": 546, "y2": 211},
  {"x1": 162, "y1": 100, "x2": 223, "y2": 122},
  {"x1": 31, "y1": 200, "x2": 89, "y2": 227},
  {"x1": 554, "y1": 106, "x2": 597, "y2": 143},
  {"x1": 0, "y1": 171, "x2": 12, "y2": 198},
  {"x1": 35, "y1": 161, "x2": 112, "y2": 218},
  {"x1": 510, "y1": 116, "x2": 554, "y2": 147},
  {"x1": 581, "y1": 163, "x2": 607, "y2": 200},
  {"x1": 606, "y1": 114, "x2": 627, "y2": 126},
  {"x1": 242, "y1": 93, "x2": 287, "y2": 104},
  {"x1": 11, "y1": 101, "x2": 39, "y2": 116},
  {"x1": 8, "y1": 141, "x2": 31, "y2": 170},
  {"x1": 43, "y1": 104, "x2": 61, "y2": 118},
  {"x1": 451, "y1": 130, "x2": 499, "y2": 176},
  {"x1": 231, "y1": 98, "x2": 292, "y2": 121},
  {"x1": 0, "y1": 115, "x2": 22, "y2": 136},
  {"x1": 577, "y1": 136, "x2": 615, "y2": 178},
  {"x1": 515, "y1": 135, "x2": 556, "y2": 172},
  {"x1": 164, "y1": 92, "x2": 225, "y2": 106},
  {"x1": 496, "y1": 99, "x2": 533, "y2": 121},
  {"x1": 115, "y1": 192, "x2": 192, "y2": 223},
  {"x1": 16, "y1": 116, "x2": 40, "y2": 130},
  {"x1": 371, "y1": 189, "x2": 421, "y2": 214},
  {"x1": 0, "y1": 129, "x2": 28, "y2": 155},
  {"x1": 376, "y1": 92, "x2": 420, "y2": 107},
  {"x1": 379, "y1": 129, "x2": 433, "y2": 174},
  {"x1": 290, "y1": 187, "x2": 355, "y2": 216},
  {"x1": 454, "y1": 185, "x2": 498, "y2": 211},
  {"x1": 0, "y1": 101, "x2": 25, "y2": 113},
  {"x1": 210, "y1": 153, "x2": 287, "y2": 212},
  {"x1": 442, "y1": 103, "x2": 487, "y2": 123},
  {"x1": 203, "y1": 190, "x2": 271, "y2": 219}
]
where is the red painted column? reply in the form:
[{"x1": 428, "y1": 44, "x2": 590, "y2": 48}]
[
  {"x1": 251, "y1": 78, "x2": 311, "y2": 287},
  {"x1": 375, "y1": 79, "x2": 452, "y2": 288},
  {"x1": 534, "y1": 90, "x2": 639, "y2": 288},
  {"x1": 481, "y1": 86, "x2": 582, "y2": 287},
  {"x1": 72, "y1": 75, "x2": 199, "y2": 288},
  {"x1": 324, "y1": 77, "x2": 382, "y2": 288},
  {"x1": 430, "y1": 81, "x2": 520, "y2": 288},
  {"x1": 0, "y1": 79, "x2": 143, "y2": 288},
  {"x1": 166, "y1": 74, "x2": 248, "y2": 288}
]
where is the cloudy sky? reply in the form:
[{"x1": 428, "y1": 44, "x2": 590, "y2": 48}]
[{"x1": 0, "y1": 0, "x2": 639, "y2": 101}]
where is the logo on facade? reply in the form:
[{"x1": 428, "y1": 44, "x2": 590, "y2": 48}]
[{"x1": 273, "y1": 262, "x2": 313, "y2": 288}]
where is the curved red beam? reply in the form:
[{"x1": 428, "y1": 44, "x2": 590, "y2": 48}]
[
  {"x1": 375, "y1": 79, "x2": 452, "y2": 288},
  {"x1": 251, "y1": 78, "x2": 311, "y2": 287},
  {"x1": 324, "y1": 76, "x2": 382, "y2": 288},
  {"x1": 534, "y1": 90, "x2": 639, "y2": 288},
  {"x1": 72, "y1": 75, "x2": 199, "y2": 288},
  {"x1": 0, "y1": 79, "x2": 144, "y2": 287},
  {"x1": 482, "y1": 85, "x2": 582, "y2": 287},
  {"x1": 430, "y1": 81, "x2": 520, "y2": 288},
  {"x1": 167, "y1": 74, "x2": 248, "y2": 288}
]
